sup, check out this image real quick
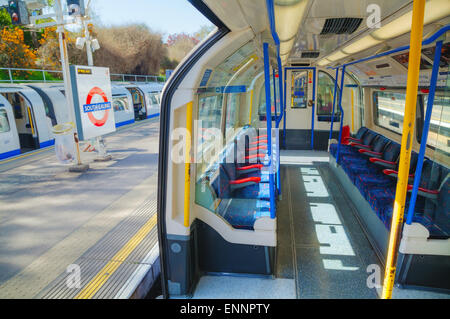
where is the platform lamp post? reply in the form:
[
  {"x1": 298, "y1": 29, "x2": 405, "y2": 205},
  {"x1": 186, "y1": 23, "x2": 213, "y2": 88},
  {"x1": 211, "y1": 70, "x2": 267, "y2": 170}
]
[
  {"x1": 54, "y1": 0, "x2": 89, "y2": 172},
  {"x1": 73, "y1": 1, "x2": 111, "y2": 162}
]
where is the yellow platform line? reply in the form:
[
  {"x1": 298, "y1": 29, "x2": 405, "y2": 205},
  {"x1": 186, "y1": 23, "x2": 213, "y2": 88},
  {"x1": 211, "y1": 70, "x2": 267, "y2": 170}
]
[{"x1": 74, "y1": 213, "x2": 157, "y2": 299}]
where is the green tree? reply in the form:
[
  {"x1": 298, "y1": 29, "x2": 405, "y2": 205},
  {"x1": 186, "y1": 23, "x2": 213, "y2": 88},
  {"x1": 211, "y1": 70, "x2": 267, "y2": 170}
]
[
  {"x1": 194, "y1": 25, "x2": 215, "y2": 42},
  {"x1": 0, "y1": 8, "x2": 12, "y2": 28}
]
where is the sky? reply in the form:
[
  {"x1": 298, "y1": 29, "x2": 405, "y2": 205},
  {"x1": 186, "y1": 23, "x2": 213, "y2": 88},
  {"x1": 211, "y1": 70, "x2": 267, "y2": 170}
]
[{"x1": 90, "y1": 0, "x2": 213, "y2": 37}]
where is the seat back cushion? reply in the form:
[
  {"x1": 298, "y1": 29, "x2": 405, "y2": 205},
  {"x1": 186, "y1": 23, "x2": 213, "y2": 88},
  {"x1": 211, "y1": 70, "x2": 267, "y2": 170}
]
[{"x1": 382, "y1": 142, "x2": 400, "y2": 163}]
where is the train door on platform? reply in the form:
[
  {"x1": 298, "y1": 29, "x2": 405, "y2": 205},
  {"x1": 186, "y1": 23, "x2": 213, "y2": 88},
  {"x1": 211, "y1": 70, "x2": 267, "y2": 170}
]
[
  {"x1": 2, "y1": 92, "x2": 39, "y2": 153},
  {"x1": 283, "y1": 67, "x2": 315, "y2": 149},
  {"x1": 128, "y1": 87, "x2": 147, "y2": 120}
]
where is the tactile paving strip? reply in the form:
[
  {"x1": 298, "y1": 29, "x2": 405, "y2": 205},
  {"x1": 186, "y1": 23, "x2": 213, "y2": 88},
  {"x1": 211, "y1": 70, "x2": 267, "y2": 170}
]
[{"x1": 38, "y1": 196, "x2": 158, "y2": 299}]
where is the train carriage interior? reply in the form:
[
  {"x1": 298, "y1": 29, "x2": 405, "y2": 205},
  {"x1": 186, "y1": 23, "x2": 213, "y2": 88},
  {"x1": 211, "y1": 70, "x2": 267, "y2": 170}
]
[{"x1": 157, "y1": 0, "x2": 450, "y2": 298}]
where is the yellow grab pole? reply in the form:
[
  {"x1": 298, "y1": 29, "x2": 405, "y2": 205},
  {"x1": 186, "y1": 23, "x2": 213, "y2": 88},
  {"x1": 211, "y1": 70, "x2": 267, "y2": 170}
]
[
  {"x1": 27, "y1": 107, "x2": 35, "y2": 136},
  {"x1": 382, "y1": 0, "x2": 425, "y2": 299},
  {"x1": 248, "y1": 89, "x2": 254, "y2": 125},
  {"x1": 184, "y1": 102, "x2": 193, "y2": 227}
]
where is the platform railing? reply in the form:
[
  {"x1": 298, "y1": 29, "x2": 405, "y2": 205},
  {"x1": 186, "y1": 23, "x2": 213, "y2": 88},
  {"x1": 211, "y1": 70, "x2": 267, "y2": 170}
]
[{"x1": 0, "y1": 67, "x2": 165, "y2": 84}]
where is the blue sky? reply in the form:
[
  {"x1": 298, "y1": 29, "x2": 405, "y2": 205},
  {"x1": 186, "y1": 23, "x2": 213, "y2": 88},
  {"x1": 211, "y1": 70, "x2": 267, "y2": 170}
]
[{"x1": 90, "y1": 0, "x2": 213, "y2": 36}]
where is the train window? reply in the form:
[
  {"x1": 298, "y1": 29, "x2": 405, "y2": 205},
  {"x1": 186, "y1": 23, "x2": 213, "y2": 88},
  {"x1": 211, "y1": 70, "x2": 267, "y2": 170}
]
[
  {"x1": 113, "y1": 96, "x2": 129, "y2": 112},
  {"x1": 0, "y1": 109, "x2": 10, "y2": 133},
  {"x1": 373, "y1": 91, "x2": 410, "y2": 135},
  {"x1": 196, "y1": 94, "x2": 223, "y2": 175},
  {"x1": 317, "y1": 71, "x2": 340, "y2": 117},
  {"x1": 291, "y1": 71, "x2": 308, "y2": 108},
  {"x1": 149, "y1": 93, "x2": 159, "y2": 105},
  {"x1": 5, "y1": 93, "x2": 23, "y2": 119},
  {"x1": 423, "y1": 94, "x2": 450, "y2": 156},
  {"x1": 225, "y1": 93, "x2": 239, "y2": 143},
  {"x1": 258, "y1": 82, "x2": 276, "y2": 117}
]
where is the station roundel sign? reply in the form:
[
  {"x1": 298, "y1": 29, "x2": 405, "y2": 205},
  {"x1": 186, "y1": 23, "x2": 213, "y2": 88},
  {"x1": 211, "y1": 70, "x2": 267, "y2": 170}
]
[{"x1": 86, "y1": 86, "x2": 109, "y2": 127}]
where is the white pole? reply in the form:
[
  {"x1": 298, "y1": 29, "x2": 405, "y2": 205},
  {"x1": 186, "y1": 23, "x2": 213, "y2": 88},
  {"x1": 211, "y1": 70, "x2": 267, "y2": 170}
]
[
  {"x1": 82, "y1": 12, "x2": 108, "y2": 159},
  {"x1": 55, "y1": 0, "x2": 86, "y2": 169}
]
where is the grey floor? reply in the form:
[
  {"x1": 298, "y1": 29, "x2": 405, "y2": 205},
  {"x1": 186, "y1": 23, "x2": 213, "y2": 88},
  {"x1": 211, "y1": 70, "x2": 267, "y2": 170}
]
[
  {"x1": 276, "y1": 151, "x2": 449, "y2": 299},
  {"x1": 276, "y1": 162, "x2": 380, "y2": 298},
  {"x1": 192, "y1": 276, "x2": 296, "y2": 299}
]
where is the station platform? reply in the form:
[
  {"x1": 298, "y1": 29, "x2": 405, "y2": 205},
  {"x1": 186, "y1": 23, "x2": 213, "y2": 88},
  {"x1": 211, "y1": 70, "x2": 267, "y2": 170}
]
[{"x1": 0, "y1": 118, "x2": 160, "y2": 299}]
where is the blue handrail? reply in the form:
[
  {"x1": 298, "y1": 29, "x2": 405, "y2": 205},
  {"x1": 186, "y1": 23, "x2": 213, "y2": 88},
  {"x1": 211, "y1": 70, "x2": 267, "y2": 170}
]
[
  {"x1": 276, "y1": 56, "x2": 284, "y2": 128},
  {"x1": 283, "y1": 68, "x2": 287, "y2": 147},
  {"x1": 335, "y1": 66, "x2": 346, "y2": 164},
  {"x1": 405, "y1": 40, "x2": 443, "y2": 225},
  {"x1": 330, "y1": 25, "x2": 450, "y2": 70},
  {"x1": 263, "y1": 42, "x2": 276, "y2": 219},
  {"x1": 273, "y1": 69, "x2": 278, "y2": 121},
  {"x1": 328, "y1": 68, "x2": 339, "y2": 142}
]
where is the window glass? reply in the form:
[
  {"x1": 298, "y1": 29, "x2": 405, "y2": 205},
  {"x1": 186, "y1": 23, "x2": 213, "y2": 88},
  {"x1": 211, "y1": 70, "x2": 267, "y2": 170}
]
[
  {"x1": 225, "y1": 93, "x2": 239, "y2": 142},
  {"x1": 194, "y1": 41, "x2": 269, "y2": 231},
  {"x1": 149, "y1": 93, "x2": 159, "y2": 105},
  {"x1": 0, "y1": 109, "x2": 10, "y2": 133},
  {"x1": 113, "y1": 96, "x2": 129, "y2": 112},
  {"x1": 373, "y1": 91, "x2": 409, "y2": 134},
  {"x1": 317, "y1": 71, "x2": 340, "y2": 117},
  {"x1": 291, "y1": 71, "x2": 308, "y2": 108},
  {"x1": 196, "y1": 94, "x2": 223, "y2": 176},
  {"x1": 258, "y1": 80, "x2": 276, "y2": 116},
  {"x1": 423, "y1": 94, "x2": 450, "y2": 156}
]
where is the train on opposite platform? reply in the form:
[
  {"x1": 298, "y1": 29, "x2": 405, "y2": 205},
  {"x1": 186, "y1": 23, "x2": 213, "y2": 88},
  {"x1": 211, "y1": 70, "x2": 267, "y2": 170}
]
[{"x1": 0, "y1": 82, "x2": 163, "y2": 160}]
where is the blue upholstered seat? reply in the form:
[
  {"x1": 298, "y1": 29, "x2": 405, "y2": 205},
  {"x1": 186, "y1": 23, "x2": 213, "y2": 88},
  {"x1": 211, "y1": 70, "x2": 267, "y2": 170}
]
[{"x1": 329, "y1": 126, "x2": 449, "y2": 239}]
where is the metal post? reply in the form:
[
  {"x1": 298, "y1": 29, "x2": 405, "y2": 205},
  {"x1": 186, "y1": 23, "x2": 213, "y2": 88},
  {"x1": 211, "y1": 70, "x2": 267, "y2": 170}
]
[
  {"x1": 272, "y1": 68, "x2": 280, "y2": 195},
  {"x1": 328, "y1": 68, "x2": 339, "y2": 143},
  {"x1": 382, "y1": 0, "x2": 426, "y2": 299},
  {"x1": 8, "y1": 68, "x2": 13, "y2": 84},
  {"x1": 276, "y1": 56, "x2": 284, "y2": 196},
  {"x1": 263, "y1": 43, "x2": 276, "y2": 219},
  {"x1": 273, "y1": 69, "x2": 277, "y2": 120},
  {"x1": 55, "y1": 0, "x2": 85, "y2": 170},
  {"x1": 283, "y1": 68, "x2": 287, "y2": 148},
  {"x1": 310, "y1": 68, "x2": 316, "y2": 150},
  {"x1": 406, "y1": 39, "x2": 443, "y2": 225},
  {"x1": 335, "y1": 66, "x2": 346, "y2": 164}
]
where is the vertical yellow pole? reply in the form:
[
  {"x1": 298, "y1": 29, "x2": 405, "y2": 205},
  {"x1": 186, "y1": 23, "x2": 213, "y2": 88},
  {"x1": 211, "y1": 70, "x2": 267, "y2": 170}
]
[
  {"x1": 351, "y1": 89, "x2": 355, "y2": 133},
  {"x1": 184, "y1": 102, "x2": 193, "y2": 227},
  {"x1": 291, "y1": 74, "x2": 294, "y2": 108},
  {"x1": 27, "y1": 107, "x2": 35, "y2": 136},
  {"x1": 382, "y1": 0, "x2": 425, "y2": 299},
  {"x1": 248, "y1": 90, "x2": 254, "y2": 125}
]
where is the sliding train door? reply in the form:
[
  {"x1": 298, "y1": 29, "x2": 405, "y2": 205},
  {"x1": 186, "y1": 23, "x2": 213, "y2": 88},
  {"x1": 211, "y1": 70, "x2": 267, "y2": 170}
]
[{"x1": 283, "y1": 67, "x2": 316, "y2": 149}]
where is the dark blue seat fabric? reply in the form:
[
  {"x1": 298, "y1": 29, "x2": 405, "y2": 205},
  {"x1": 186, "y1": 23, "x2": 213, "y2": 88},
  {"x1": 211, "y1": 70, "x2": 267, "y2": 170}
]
[
  {"x1": 329, "y1": 127, "x2": 449, "y2": 239},
  {"x1": 217, "y1": 198, "x2": 271, "y2": 230},
  {"x1": 219, "y1": 163, "x2": 271, "y2": 200},
  {"x1": 210, "y1": 165, "x2": 271, "y2": 230},
  {"x1": 329, "y1": 127, "x2": 372, "y2": 158}
]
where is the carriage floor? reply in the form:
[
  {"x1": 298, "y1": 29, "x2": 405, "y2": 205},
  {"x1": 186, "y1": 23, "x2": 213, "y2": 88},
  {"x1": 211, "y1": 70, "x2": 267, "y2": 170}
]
[{"x1": 276, "y1": 150, "x2": 450, "y2": 299}]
